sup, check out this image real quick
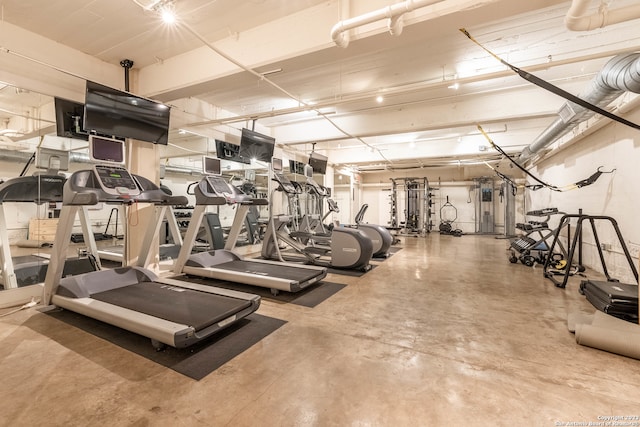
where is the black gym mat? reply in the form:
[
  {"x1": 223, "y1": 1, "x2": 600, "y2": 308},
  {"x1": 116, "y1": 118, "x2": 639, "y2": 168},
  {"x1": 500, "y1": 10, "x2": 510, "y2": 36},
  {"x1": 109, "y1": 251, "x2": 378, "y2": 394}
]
[
  {"x1": 372, "y1": 246, "x2": 402, "y2": 261},
  {"x1": 177, "y1": 276, "x2": 346, "y2": 308},
  {"x1": 44, "y1": 309, "x2": 286, "y2": 380},
  {"x1": 326, "y1": 264, "x2": 377, "y2": 277}
]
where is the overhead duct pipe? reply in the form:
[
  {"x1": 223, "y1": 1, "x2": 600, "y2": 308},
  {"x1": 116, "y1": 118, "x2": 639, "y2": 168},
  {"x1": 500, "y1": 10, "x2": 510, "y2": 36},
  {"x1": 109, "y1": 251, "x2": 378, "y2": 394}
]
[
  {"x1": 518, "y1": 52, "x2": 640, "y2": 164},
  {"x1": 0, "y1": 148, "x2": 207, "y2": 177},
  {"x1": 0, "y1": 149, "x2": 90, "y2": 165},
  {"x1": 565, "y1": 0, "x2": 640, "y2": 31},
  {"x1": 331, "y1": 0, "x2": 497, "y2": 48}
]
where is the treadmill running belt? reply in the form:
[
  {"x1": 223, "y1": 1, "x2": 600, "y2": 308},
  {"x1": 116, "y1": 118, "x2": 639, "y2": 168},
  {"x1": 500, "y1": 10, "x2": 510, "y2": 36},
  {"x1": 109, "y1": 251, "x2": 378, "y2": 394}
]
[
  {"x1": 11, "y1": 254, "x2": 48, "y2": 264},
  {"x1": 100, "y1": 244, "x2": 181, "y2": 261},
  {"x1": 92, "y1": 281, "x2": 252, "y2": 331},
  {"x1": 217, "y1": 260, "x2": 323, "y2": 282}
]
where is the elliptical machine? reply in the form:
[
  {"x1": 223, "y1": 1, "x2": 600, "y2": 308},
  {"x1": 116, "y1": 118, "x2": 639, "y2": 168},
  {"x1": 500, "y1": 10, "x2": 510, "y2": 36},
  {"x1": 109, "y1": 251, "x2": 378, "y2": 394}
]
[
  {"x1": 261, "y1": 162, "x2": 373, "y2": 271},
  {"x1": 324, "y1": 200, "x2": 393, "y2": 258}
]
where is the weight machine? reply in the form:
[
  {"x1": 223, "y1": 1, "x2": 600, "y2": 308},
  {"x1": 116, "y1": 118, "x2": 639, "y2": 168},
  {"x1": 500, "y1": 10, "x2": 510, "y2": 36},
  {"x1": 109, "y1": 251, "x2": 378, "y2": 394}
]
[
  {"x1": 472, "y1": 177, "x2": 516, "y2": 236},
  {"x1": 389, "y1": 177, "x2": 434, "y2": 236}
]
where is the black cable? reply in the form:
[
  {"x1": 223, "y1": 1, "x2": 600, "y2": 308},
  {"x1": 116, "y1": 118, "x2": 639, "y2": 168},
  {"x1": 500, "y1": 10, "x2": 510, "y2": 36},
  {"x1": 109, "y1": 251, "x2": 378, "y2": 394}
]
[
  {"x1": 477, "y1": 125, "x2": 615, "y2": 192},
  {"x1": 460, "y1": 28, "x2": 640, "y2": 131}
]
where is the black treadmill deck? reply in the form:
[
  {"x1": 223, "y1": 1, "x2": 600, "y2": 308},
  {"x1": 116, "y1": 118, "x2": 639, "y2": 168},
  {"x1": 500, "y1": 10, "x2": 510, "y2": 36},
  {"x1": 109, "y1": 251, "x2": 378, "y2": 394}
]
[
  {"x1": 215, "y1": 260, "x2": 324, "y2": 283},
  {"x1": 92, "y1": 281, "x2": 252, "y2": 331}
]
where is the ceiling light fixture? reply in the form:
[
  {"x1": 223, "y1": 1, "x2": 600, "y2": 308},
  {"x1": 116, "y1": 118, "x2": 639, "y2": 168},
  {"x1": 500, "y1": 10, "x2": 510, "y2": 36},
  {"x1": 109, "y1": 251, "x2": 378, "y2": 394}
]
[
  {"x1": 138, "y1": 0, "x2": 177, "y2": 24},
  {"x1": 447, "y1": 82, "x2": 460, "y2": 90},
  {"x1": 376, "y1": 95, "x2": 384, "y2": 103},
  {"x1": 161, "y1": 7, "x2": 176, "y2": 24}
]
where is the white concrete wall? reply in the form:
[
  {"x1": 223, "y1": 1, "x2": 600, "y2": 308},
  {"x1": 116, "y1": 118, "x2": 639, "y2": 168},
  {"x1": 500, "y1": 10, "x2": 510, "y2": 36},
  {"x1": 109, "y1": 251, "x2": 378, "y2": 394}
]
[
  {"x1": 528, "y1": 107, "x2": 640, "y2": 284},
  {"x1": 338, "y1": 166, "x2": 525, "y2": 234}
]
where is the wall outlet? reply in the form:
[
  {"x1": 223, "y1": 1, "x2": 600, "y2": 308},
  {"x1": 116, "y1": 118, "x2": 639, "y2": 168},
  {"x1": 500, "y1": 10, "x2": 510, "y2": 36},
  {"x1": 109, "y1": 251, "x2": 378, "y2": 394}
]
[{"x1": 600, "y1": 243, "x2": 612, "y2": 251}]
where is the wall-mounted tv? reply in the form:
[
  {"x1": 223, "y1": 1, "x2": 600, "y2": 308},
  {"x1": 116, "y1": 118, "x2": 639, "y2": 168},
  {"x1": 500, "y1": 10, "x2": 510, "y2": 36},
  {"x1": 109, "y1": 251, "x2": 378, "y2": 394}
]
[
  {"x1": 308, "y1": 152, "x2": 328, "y2": 175},
  {"x1": 55, "y1": 97, "x2": 89, "y2": 141},
  {"x1": 239, "y1": 128, "x2": 275, "y2": 163},
  {"x1": 83, "y1": 81, "x2": 171, "y2": 145},
  {"x1": 215, "y1": 139, "x2": 249, "y2": 164}
]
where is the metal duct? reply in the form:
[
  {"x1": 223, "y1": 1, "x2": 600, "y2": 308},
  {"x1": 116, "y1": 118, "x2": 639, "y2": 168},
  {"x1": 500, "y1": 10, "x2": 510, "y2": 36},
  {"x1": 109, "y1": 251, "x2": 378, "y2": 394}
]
[
  {"x1": 518, "y1": 52, "x2": 640, "y2": 164},
  {"x1": 0, "y1": 149, "x2": 33, "y2": 163},
  {"x1": 0, "y1": 148, "x2": 210, "y2": 178},
  {"x1": 0, "y1": 148, "x2": 91, "y2": 165}
]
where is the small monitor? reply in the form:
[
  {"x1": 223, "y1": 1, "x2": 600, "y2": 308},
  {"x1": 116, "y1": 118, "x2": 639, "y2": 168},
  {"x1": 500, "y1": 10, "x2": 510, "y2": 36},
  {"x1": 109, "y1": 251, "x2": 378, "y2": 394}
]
[
  {"x1": 272, "y1": 157, "x2": 283, "y2": 172},
  {"x1": 89, "y1": 135, "x2": 125, "y2": 164},
  {"x1": 203, "y1": 156, "x2": 221, "y2": 175},
  {"x1": 36, "y1": 147, "x2": 70, "y2": 171},
  {"x1": 304, "y1": 164, "x2": 314, "y2": 178}
]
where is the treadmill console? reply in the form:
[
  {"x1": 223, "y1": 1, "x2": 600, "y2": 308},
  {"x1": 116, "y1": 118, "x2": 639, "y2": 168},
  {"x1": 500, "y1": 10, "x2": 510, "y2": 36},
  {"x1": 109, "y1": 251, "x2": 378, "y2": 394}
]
[
  {"x1": 273, "y1": 172, "x2": 298, "y2": 194},
  {"x1": 93, "y1": 165, "x2": 141, "y2": 196},
  {"x1": 205, "y1": 175, "x2": 234, "y2": 199}
]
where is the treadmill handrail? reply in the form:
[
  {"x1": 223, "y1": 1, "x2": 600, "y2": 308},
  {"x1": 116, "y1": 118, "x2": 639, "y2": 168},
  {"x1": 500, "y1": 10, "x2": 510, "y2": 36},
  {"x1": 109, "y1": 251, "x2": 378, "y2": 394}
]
[{"x1": 63, "y1": 169, "x2": 187, "y2": 206}]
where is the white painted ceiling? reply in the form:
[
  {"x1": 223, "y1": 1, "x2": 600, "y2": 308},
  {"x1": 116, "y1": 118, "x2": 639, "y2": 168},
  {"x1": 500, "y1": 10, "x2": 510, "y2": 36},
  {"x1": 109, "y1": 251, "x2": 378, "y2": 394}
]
[{"x1": 0, "y1": 0, "x2": 639, "y2": 173}]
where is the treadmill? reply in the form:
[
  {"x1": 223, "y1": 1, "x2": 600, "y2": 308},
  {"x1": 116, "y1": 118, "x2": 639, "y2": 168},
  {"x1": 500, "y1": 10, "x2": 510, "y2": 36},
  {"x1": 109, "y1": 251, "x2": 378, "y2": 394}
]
[
  {"x1": 43, "y1": 146, "x2": 260, "y2": 349},
  {"x1": 0, "y1": 174, "x2": 96, "y2": 307},
  {"x1": 172, "y1": 157, "x2": 327, "y2": 296}
]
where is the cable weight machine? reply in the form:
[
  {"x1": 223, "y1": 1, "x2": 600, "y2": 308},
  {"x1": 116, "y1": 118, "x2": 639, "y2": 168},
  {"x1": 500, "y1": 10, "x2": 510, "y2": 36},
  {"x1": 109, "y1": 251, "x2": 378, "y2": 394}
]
[{"x1": 389, "y1": 177, "x2": 434, "y2": 236}]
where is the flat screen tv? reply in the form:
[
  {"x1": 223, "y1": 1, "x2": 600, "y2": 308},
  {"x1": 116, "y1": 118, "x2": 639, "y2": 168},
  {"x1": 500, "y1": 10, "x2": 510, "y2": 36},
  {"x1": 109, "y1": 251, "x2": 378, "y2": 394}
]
[
  {"x1": 83, "y1": 80, "x2": 171, "y2": 145},
  {"x1": 55, "y1": 97, "x2": 89, "y2": 141},
  {"x1": 89, "y1": 134, "x2": 125, "y2": 164},
  {"x1": 239, "y1": 128, "x2": 275, "y2": 163},
  {"x1": 308, "y1": 152, "x2": 328, "y2": 175},
  {"x1": 215, "y1": 139, "x2": 249, "y2": 164}
]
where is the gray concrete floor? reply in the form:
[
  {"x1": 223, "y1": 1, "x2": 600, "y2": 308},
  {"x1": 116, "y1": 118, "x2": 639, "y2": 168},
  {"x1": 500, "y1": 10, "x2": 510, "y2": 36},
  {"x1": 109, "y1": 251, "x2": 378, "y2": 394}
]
[{"x1": 1, "y1": 234, "x2": 639, "y2": 426}]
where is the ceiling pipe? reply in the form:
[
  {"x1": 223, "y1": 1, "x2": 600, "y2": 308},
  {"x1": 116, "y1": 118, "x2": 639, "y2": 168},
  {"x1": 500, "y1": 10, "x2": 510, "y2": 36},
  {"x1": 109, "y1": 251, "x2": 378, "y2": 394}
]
[
  {"x1": 331, "y1": 0, "x2": 443, "y2": 48},
  {"x1": 518, "y1": 52, "x2": 640, "y2": 164},
  {"x1": 330, "y1": 0, "x2": 501, "y2": 48},
  {"x1": 565, "y1": 0, "x2": 640, "y2": 31}
]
